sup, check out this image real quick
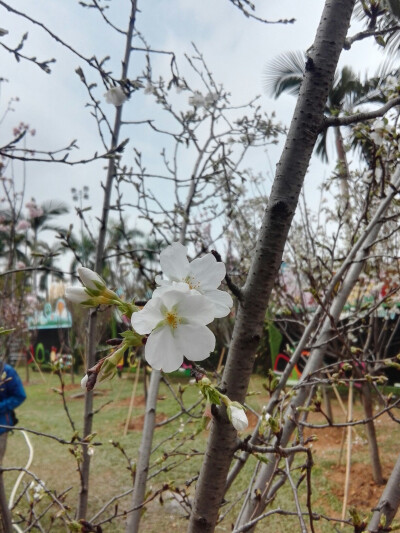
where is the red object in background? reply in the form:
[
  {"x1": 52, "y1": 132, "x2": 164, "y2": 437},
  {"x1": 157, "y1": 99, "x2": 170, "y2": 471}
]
[
  {"x1": 27, "y1": 345, "x2": 34, "y2": 364},
  {"x1": 273, "y1": 351, "x2": 310, "y2": 379}
]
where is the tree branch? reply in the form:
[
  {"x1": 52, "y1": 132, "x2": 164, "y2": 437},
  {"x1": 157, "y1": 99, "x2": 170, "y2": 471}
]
[{"x1": 323, "y1": 96, "x2": 400, "y2": 129}]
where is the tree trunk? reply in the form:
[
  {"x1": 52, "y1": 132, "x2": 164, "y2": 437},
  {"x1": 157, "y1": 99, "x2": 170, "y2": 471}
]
[
  {"x1": 126, "y1": 369, "x2": 161, "y2": 532},
  {"x1": 322, "y1": 386, "x2": 333, "y2": 422},
  {"x1": 361, "y1": 382, "x2": 384, "y2": 485},
  {"x1": 76, "y1": 1, "x2": 138, "y2": 519},
  {"x1": 235, "y1": 167, "x2": 400, "y2": 531},
  {"x1": 188, "y1": 2, "x2": 357, "y2": 532},
  {"x1": 368, "y1": 453, "x2": 400, "y2": 532}
]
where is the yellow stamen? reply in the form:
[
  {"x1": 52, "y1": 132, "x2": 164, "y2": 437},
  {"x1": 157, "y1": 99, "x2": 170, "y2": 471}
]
[
  {"x1": 165, "y1": 311, "x2": 178, "y2": 329},
  {"x1": 183, "y1": 275, "x2": 200, "y2": 290}
]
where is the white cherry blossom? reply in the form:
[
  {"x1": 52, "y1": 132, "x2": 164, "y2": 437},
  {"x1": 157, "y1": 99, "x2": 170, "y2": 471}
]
[
  {"x1": 154, "y1": 242, "x2": 233, "y2": 318},
  {"x1": 188, "y1": 91, "x2": 206, "y2": 107},
  {"x1": 370, "y1": 118, "x2": 386, "y2": 146},
  {"x1": 131, "y1": 285, "x2": 216, "y2": 372},
  {"x1": 104, "y1": 86, "x2": 128, "y2": 106}
]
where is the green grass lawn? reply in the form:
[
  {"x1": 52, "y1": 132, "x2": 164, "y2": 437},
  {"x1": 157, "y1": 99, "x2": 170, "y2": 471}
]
[{"x1": 3, "y1": 368, "x2": 400, "y2": 532}]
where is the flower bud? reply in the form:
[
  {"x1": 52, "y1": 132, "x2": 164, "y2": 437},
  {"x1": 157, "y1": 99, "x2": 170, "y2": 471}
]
[
  {"x1": 227, "y1": 403, "x2": 248, "y2": 432},
  {"x1": 65, "y1": 286, "x2": 89, "y2": 304},
  {"x1": 78, "y1": 267, "x2": 106, "y2": 291},
  {"x1": 81, "y1": 374, "x2": 89, "y2": 390}
]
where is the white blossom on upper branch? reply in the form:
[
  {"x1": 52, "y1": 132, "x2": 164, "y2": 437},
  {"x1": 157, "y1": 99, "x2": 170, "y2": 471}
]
[
  {"x1": 104, "y1": 86, "x2": 128, "y2": 106},
  {"x1": 154, "y1": 242, "x2": 233, "y2": 318}
]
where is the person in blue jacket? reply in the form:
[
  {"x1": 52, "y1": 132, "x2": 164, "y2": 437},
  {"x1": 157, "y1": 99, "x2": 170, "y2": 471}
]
[
  {"x1": 0, "y1": 363, "x2": 26, "y2": 431},
  {"x1": 0, "y1": 362, "x2": 26, "y2": 531}
]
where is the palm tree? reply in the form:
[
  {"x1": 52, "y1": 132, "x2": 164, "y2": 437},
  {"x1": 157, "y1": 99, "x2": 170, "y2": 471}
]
[
  {"x1": 264, "y1": 53, "x2": 387, "y2": 199},
  {"x1": 25, "y1": 199, "x2": 69, "y2": 292},
  {"x1": 68, "y1": 232, "x2": 97, "y2": 276},
  {"x1": 0, "y1": 209, "x2": 30, "y2": 269},
  {"x1": 265, "y1": 52, "x2": 384, "y2": 162},
  {"x1": 103, "y1": 219, "x2": 160, "y2": 297},
  {"x1": 354, "y1": 0, "x2": 400, "y2": 72},
  {"x1": 68, "y1": 219, "x2": 159, "y2": 298}
]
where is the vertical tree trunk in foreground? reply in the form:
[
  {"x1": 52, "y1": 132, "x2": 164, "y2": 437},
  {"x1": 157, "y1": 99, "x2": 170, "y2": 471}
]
[
  {"x1": 77, "y1": 0, "x2": 138, "y2": 519},
  {"x1": 188, "y1": 1, "x2": 356, "y2": 532}
]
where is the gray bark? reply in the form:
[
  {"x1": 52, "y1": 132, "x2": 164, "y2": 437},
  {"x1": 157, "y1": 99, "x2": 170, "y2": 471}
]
[
  {"x1": 361, "y1": 382, "x2": 384, "y2": 485},
  {"x1": 368, "y1": 453, "x2": 400, "y2": 531},
  {"x1": 235, "y1": 167, "x2": 400, "y2": 531},
  {"x1": 77, "y1": 1, "x2": 138, "y2": 519},
  {"x1": 126, "y1": 369, "x2": 161, "y2": 532},
  {"x1": 187, "y1": 2, "x2": 357, "y2": 532}
]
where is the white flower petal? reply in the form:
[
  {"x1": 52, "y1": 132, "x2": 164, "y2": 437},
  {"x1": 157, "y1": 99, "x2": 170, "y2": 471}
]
[
  {"x1": 104, "y1": 87, "x2": 128, "y2": 106},
  {"x1": 78, "y1": 267, "x2": 105, "y2": 290},
  {"x1": 177, "y1": 293, "x2": 215, "y2": 325},
  {"x1": 153, "y1": 282, "x2": 194, "y2": 300},
  {"x1": 203, "y1": 289, "x2": 233, "y2": 318},
  {"x1": 157, "y1": 285, "x2": 193, "y2": 310},
  {"x1": 155, "y1": 275, "x2": 168, "y2": 286},
  {"x1": 175, "y1": 323, "x2": 215, "y2": 361},
  {"x1": 65, "y1": 286, "x2": 88, "y2": 303},
  {"x1": 190, "y1": 254, "x2": 226, "y2": 290},
  {"x1": 131, "y1": 297, "x2": 164, "y2": 334},
  {"x1": 145, "y1": 327, "x2": 183, "y2": 372},
  {"x1": 159, "y1": 242, "x2": 189, "y2": 281},
  {"x1": 370, "y1": 131, "x2": 384, "y2": 145},
  {"x1": 373, "y1": 118, "x2": 385, "y2": 130}
]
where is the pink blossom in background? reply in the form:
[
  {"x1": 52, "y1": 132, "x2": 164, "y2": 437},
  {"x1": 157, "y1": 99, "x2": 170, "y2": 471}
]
[
  {"x1": 26, "y1": 201, "x2": 44, "y2": 219},
  {"x1": 15, "y1": 219, "x2": 31, "y2": 232}
]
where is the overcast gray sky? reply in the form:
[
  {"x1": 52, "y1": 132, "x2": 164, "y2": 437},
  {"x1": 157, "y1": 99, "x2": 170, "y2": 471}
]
[{"x1": 0, "y1": 1, "x2": 385, "y2": 266}]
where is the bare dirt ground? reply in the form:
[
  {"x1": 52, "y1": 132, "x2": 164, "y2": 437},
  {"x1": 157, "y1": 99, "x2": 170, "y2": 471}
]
[{"x1": 305, "y1": 402, "x2": 399, "y2": 521}]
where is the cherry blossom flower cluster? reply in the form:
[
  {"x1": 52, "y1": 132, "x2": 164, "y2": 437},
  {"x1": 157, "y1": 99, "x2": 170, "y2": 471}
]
[
  {"x1": 65, "y1": 244, "x2": 250, "y2": 431},
  {"x1": 370, "y1": 117, "x2": 387, "y2": 146},
  {"x1": 66, "y1": 242, "x2": 233, "y2": 375},
  {"x1": 12, "y1": 122, "x2": 36, "y2": 138},
  {"x1": 15, "y1": 219, "x2": 31, "y2": 233},
  {"x1": 28, "y1": 481, "x2": 46, "y2": 503},
  {"x1": 132, "y1": 242, "x2": 233, "y2": 372},
  {"x1": 25, "y1": 200, "x2": 44, "y2": 219},
  {"x1": 188, "y1": 91, "x2": 218, "y2": 108},
  {"x1": 0, "y1": 200, "x2": 42, "y2": 236}
]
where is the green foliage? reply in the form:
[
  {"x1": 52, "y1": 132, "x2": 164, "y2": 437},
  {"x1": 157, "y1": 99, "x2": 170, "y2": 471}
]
[{"x1": 267, "y1": 321, "x2": 283, "y2": 362}]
